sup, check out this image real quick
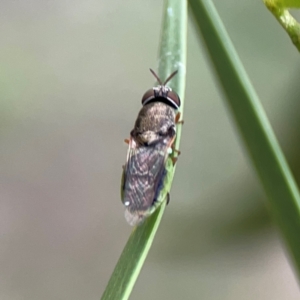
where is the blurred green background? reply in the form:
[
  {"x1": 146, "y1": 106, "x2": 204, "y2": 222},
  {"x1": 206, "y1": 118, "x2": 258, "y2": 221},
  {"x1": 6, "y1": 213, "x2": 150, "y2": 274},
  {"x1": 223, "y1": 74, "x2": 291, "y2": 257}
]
[{"x1": 1, "y1": 0, "x2": 300, "y2": 299}]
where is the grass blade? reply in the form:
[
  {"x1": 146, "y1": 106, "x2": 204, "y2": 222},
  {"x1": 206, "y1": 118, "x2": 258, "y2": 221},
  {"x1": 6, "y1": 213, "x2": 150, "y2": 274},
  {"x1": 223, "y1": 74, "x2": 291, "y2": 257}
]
[
  {"x1": 189, "y1": 0, "x2": 300, "y2": 278},
  {"x1": 101, "y1": 205, "x2": 166, "y2": 300},
  {"x1": 101, "y1": 0, "x2": 187, "y2": 299}
]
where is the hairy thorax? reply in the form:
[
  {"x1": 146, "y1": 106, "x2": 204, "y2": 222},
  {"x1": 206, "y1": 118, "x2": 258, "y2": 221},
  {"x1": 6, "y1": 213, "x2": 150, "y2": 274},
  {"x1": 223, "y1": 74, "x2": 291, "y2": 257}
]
[{"x1": 131, "y1": 102, "x2": 176, "y2": 146}]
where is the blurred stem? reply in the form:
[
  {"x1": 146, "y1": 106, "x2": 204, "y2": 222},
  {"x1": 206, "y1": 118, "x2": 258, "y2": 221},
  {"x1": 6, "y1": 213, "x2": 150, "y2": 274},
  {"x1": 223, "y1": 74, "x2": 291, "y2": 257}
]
[
  {"x1": 157, "y1": 0, "x2": 187, "y2": 152},
  {"x1": 264, "y1": 0, "x2": 300, "y2": 51},
  {"x1": 101, "y1": 1, "x2": 187, "y2": 299},
  {"x1": 189, "y1": 0, "x2": 300, "y2": 279}
]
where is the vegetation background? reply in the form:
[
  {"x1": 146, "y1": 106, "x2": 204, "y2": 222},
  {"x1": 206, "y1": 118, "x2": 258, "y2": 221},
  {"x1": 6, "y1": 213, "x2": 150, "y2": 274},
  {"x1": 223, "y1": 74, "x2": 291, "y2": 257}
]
[{"x1": 1, "y1": 0, "x2": 300, "y2": 299}]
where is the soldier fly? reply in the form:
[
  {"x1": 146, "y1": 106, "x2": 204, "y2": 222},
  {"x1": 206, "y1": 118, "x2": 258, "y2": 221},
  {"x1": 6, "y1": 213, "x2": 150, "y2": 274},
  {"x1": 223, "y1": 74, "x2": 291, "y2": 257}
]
[{"x1": 121, "y1": 69, "x2": 182, "y2": 226}]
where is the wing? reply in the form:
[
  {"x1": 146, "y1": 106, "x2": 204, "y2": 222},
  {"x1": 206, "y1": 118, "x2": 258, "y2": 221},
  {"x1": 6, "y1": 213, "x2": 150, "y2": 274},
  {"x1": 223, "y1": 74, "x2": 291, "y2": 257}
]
[{"x1": 121, "y1": 136, "x2": 174, "y2": 225}]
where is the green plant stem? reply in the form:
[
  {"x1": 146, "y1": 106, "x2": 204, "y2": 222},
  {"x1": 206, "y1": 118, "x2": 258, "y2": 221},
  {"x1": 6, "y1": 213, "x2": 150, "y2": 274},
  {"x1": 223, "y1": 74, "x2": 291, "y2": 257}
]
[
  {"x1": 264, "y1": 0, "x2": 300, "y2": 51},
  {"x1": 101, "y1": 204, "x2": 166, "y2": 300},
  {"x1": 101, "y1": 0, "x2": 187, "y2": 299},
  {"x1": 189, "y1": 0, "x2": 300, "y2": 279},
  {"x1": 157, "y1": 0, "x2": 187, "y2": 152}
]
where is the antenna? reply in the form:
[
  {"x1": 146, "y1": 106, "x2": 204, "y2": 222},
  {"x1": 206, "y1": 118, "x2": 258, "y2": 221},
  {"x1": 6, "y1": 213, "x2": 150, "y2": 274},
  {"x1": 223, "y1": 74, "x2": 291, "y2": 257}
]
[
  {"x1": 163, "y1": 70, "x2": 178, "y2": 85},
  {"x1": 149, "y1": 69, "x2": 178, "y2": 86},
  {"x1": 149, "y1": 69, "x2": 163, "y2": 85}
]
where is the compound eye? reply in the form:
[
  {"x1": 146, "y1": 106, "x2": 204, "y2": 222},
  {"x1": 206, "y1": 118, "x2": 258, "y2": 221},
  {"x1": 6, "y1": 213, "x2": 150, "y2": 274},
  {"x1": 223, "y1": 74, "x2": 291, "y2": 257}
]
[
  {"x1": 141, "y1": 89, "x2": 155, "y2": 106},
  {"x1": 167, "y1": 90, "x2": 181, "y2": 109}
]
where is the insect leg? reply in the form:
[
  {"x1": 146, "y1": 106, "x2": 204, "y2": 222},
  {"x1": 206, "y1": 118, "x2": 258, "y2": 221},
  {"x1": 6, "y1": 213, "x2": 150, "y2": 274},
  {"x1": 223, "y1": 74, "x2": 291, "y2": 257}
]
[
  {"x1": 175, "y1": 112, "x2": 184, "y2": 125},
  {"x1": 172, "y1": 147, "x2": 181, "y2": 156},
  {"x1": 166, "y1": 193, "x2": 170, "y2": 205},
  {"x1": 171, "y1": 146, "x2": 181, "y2": 165},
  {"x1": 171, "y1": 157, "x2": 178, "y2": 165}
]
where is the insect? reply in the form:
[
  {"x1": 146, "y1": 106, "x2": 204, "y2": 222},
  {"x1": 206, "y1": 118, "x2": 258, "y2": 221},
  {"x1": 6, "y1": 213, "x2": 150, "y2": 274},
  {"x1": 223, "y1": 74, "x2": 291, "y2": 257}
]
[{"x1": 121, "y1": 69, "x2": 183, "y2": 226}]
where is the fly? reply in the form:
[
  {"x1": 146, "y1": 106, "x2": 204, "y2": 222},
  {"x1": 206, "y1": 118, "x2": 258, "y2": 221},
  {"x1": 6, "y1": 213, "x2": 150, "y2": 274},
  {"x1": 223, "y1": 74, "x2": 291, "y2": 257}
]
[{"x1": 121, "y1": 69, "x2": 182, "y2": 226}]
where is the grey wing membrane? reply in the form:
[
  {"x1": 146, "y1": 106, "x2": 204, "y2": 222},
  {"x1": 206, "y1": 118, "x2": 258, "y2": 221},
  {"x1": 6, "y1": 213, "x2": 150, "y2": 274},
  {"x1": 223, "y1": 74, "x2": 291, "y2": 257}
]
[{"x1": 122, "y1": 139, "x2": 171, "y2": 214}]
